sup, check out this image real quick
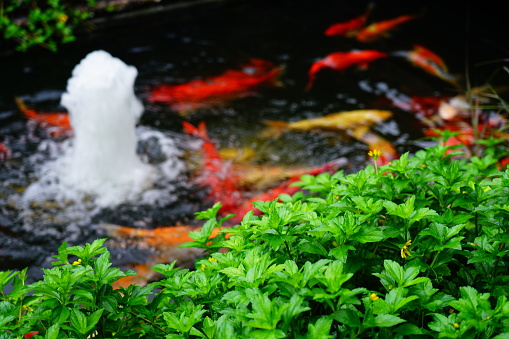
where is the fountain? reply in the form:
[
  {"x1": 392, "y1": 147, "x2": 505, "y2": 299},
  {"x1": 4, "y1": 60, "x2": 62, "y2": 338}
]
[
  {"x1": 60, "y1": 50, "x2": 157, "y2": 206},
  {"x1": 21, "y1": 50, "x2": 185, "y2": 220}
]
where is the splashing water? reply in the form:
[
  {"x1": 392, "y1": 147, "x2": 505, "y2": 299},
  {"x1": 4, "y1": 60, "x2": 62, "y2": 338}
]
[{"x1": 21, "y1": 50, "x2": 185, "y2": 220}]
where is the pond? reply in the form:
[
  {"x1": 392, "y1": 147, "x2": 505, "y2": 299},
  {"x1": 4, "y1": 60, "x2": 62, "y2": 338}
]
[{"x1": 1, "y1": 0, "x2": 507, "y2": 282}]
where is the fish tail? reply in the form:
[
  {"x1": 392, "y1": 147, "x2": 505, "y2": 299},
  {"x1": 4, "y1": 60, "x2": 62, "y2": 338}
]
[
  {"x1": 183, "y1": 121, "x2": 209, "y2": 140},
  {"x1": 269, "y1": 64, "x2": 286, "y2": 87},
  {"x1": 260, "y1": 120, "x2": 290, "y2": 138},
  {"x1": 15, "y1": 96, "x2": 37, "y2": 119}
]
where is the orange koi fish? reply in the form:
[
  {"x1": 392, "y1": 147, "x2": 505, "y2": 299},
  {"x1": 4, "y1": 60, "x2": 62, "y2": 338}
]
[
  {"x1": 355, "y1": 14, "x2": 417, "y2": 42},
  {"x1": 351, "y1": 126, "x2": 398, "y2": 166},
  {"x1": 306, "y1": 50, "x2": 388, "y2": 89},
  {"x1": 149, "y1": 58, "x2": 284, "y2": 115},
  {"x1": 324, "y1": 3, "x2": 373, "y2": 37},
  {"x1": 100, "y1": 224, "x2": 222, "y2": 288},
  {"x1": 263, "y1": 109, "x2": 393, "y2": 137},
  {"x1": 182, "y1": 121, "x2": 244, "y2": 213},
  {"x1": 15, "y1": 97, "x2": 72, "y2": 136},
  {"x1": 393, "y1": 44, "x2": 459, "y2": 87}
]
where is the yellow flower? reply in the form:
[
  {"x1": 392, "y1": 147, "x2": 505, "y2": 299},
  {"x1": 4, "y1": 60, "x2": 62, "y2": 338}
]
[
  {"x1": 454, "y1": 323, "x2": 460, "y2": 329},
  {"x1": 58, "y1": 14, "x2": 68, "y2": 23},
  {"x1": 72, "y1": 258, "x2": 82, "y2": 265},
  {"x1": 401, "y1": 240, "x2": 412, "y2": 258},
  {"x1": 368, "y1": 149, "x2": 381, "y2": 159},
  {"x1": 208, "y1": 257, "x2": 218, "y2": 262},
  {"x1": 201, "y1": 264, "x2": 206, "y2": 271},
  {"x1": 370, "y1": 293, "x2": 379, "y2": 301}
]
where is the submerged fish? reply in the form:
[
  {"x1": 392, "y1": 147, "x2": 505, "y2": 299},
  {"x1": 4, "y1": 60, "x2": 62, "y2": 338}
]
[
  {"x1": 324, "y1": 3, "x2": 373, "y2": 37},
  {"x1": 149, "y1": 58, "x2": 284, "y2": 115},
  {"x1": 351, "y1": 126, "x2": 398, "y2": 166},
  {"x1": 0, "y1": 143, "x2": 10, "y2": 161},
  {"x1": 393, "y1": 44, "x2": 459, "y2": 86},
  {"x1": 100, "y1": 224, "x2": 220, "y2": 288},
  {"x1": 355, "y1": 14, "x2": 417, "y2": 42},
  {"x1": 183, "y1": 121, "x2": 244, "y2": 213},
  {"x1": 306, "y1": 50, "x2": 388, "y2": 89},
  {"x1": 15, "y1": 97, "x2": 72, "y2": 136},
  {"x1": 263, "y1": 109, "x2": 393, "y2": 137},
  {"x1": 227, "y1": 157, "x2": 348, "y2": 224}
]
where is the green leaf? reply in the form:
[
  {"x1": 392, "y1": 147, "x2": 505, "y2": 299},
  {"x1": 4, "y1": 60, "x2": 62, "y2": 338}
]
[
  {"x1": 332, "y1": 308, "x2": 361, "y2": 328},
  {"x1": 374, "y1": 314, "x2": 406, "y2": 327},
  {"x1": 306, "y1": 316, "x2": 333, "y2": 339}
]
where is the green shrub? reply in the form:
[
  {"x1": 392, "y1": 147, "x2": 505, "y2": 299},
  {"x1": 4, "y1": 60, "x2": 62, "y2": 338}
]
[
  {"x1": 0, "y1": 0, "x2": 97, "y2": 52},
  {"x1": 2, "y1": 142, "x2": 509, "y2": 338}
]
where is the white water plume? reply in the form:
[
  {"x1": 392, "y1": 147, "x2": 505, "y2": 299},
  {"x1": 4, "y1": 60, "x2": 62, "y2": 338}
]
[{"x1": 21, "y1": 50, "x2": 184, "y2": 216}]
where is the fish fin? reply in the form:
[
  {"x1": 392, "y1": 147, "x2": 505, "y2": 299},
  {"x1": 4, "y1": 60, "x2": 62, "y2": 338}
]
[{"x1": 260, "y1": 120, "x2": 290, "y2": 138}]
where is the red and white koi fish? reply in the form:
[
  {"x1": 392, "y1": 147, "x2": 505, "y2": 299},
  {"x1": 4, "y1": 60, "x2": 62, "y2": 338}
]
[
  {"x1": 324, "y1": 3, "x2": 373, "y2": 37},
  {"x1": 393, "y1": 44, "x2": 459, "y2": 87},
  {"x1": 355, "y1": 14, "x2": 417, "y2": 42},
  {"x1": 306, "y1": 50, "x2": 388, "y2": 89},
  {"x1": 15, "y1": 97, "x2": 72, "y2": 136},
  {"x1": 149, "y1": 58, "x2": 284, "y2": 115}
]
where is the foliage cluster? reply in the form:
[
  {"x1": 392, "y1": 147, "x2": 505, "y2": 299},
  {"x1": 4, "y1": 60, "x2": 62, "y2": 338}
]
[
  {"x1": 1, "y1": 140, "x2": 509, "y2": 338},
  {"x1": 0, "y1": 0, "x2": 98, "y2": 52}
]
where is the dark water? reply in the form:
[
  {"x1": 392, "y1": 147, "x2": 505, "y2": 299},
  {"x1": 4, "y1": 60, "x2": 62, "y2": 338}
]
[{"x1": 1, "y1": 0, "x2": 508, "y2": 280}]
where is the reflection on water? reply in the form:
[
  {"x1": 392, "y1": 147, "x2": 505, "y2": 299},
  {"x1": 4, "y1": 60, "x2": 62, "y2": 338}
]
[{"x1": 0, "y1": 0, "x2": 507, "y2": 280}]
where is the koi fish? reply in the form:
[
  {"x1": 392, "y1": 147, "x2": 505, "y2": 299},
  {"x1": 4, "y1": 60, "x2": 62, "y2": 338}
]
[
  {"x1": 262, "y1": 109, "x2": 393, "y2": 137},
  {"x1": 0, "y1": 143, "x2": 10, "y2": 160},
  {"x1": 351, "y1": 126, "x2": 398, "y2": 166},
  {"x1": 306, "y1": 50, "x2": 388, "y2": 89},
  {"x1": 100, "y1": 224, "x2": 221, "y2": 288},
  {"x1": 227, "y1": 157, "x2": 348, "y2": 224},
  {"x1": 182, "y1": 121, "x2": 244, "y2": 213},
  {"x1": 149, "y1": 58, "x2": 284, "y2": 115},
  {"x1": 393, "y1": 44, "x2": 459, "y2": 87},
  {"x1": 355, "y1": 14, "x2": 417, "y2": 42},
  {"x1": 324, "y1": 3, "x2": 373, "y2": 37},
  {"x1": 15, "y1": 97, "x2": 72, "y2": 136}
]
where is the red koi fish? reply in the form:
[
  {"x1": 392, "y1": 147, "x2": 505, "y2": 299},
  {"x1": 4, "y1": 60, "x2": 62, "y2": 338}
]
[
  {"x1": 15, "y1": 97, "x2": 72, "y2": 136},
  {"x1": 149, "y1": 58, "x2": 284, "y2": 115},
  {"x1": 324, "y1": 3, "x2": 373, "y2": 37},
  {"x1": 306, "y1": 50, "x2": 388, "y2": 89},
  {"x1": 0, "y1": 143, "x2": 10, "y2": 161},
  {"x1": 227, "y1": 158, "x2": 348, "y2": 224},
  {"x1": 24, "y1": 331, "x2": 39, "y2": 339},
  {"x1": 355, "y1": 14, "x2": 417, "y2": 42},
  {"x1": 182, "y1": 121, "x2": 244, "y2": 213},
  {"x1": 393, "y1": 45, "x2": 459, "y2": 87}
]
